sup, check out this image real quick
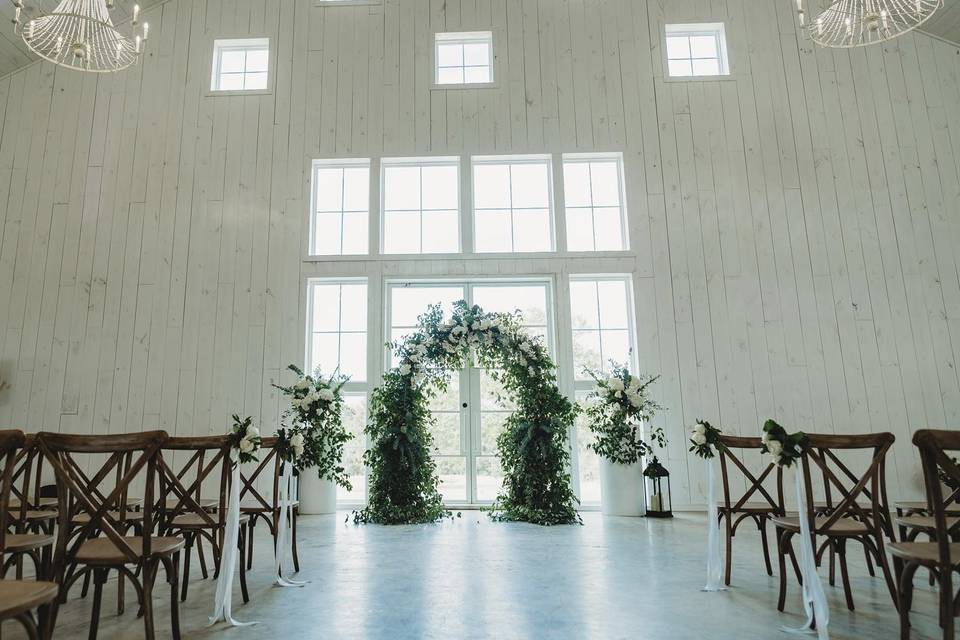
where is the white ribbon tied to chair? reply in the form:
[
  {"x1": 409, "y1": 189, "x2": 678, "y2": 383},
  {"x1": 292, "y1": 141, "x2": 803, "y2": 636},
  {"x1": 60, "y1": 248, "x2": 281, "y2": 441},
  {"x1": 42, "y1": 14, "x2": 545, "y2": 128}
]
[
  {"x1": 209, "y1": 454, "x2": 257, "y2": 627},
  {"x1": 275, "y1": 464, "x2": 307, "y2": 587},
  {"x1": 703, "y1": 456, "x2": 726, "y2": 591},
  {"x1": 782, "y1": 469, "x2": 829, "y2": 639}
]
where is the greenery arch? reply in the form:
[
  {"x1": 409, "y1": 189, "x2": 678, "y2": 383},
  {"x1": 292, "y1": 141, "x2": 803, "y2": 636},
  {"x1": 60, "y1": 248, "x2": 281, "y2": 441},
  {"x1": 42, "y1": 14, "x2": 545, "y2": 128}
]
[{"x1": 353, "y1": 300, "x2": 580, "y2": 526}]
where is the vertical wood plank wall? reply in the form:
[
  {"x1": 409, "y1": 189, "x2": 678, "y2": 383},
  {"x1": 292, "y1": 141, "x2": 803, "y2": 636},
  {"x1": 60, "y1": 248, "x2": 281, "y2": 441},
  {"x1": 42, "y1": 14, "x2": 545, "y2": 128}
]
[{"x1": 1, "y1": 0, "x2": 959, "y2": 507}]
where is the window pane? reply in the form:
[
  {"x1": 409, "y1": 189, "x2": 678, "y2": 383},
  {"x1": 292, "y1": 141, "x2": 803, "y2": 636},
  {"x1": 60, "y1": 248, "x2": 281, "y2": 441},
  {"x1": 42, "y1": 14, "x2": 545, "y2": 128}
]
[
  {"x1": 593, "y1": 207, "x2": 625, "y2": 251},
  {"x1": 243, "y1": 72, "x2": 269, "y2": 90},
  {"x1": 218, "y1": 73, "x2": 244, "y2": 91},
  {"x1": 513, "y1": 209, "x2": 551, "y2": 252},
  {"x1": 339, "y1": 333, "x2": 367, "y2": 380},
  {"x1": 245, "y1": 48, "x2": 269, "y2": 72},
  {"x1": 565, "y1": 208, "x2": 594, "y2": 251},
  {"x1": 437, "y1": 67, "x2": 465, "y2": 85},
  {"x1": 589, "y1": 162, "x2": 621, "y2": 207},
  {"x1": 421, "y1": 165, "x2": 459, "y2": 210},
  {"x1": 690, "y1": 35, "x2": 718, "y2": 58},
  {"x1": 390, "y1": 286, "x2": 465, "y2": 327},
  {"x1": 597, "y1": 280, "x2": 630, "y2": 329},
  {"x1": 219, "y1": 50, "x2": 245, "y2": 73},
  {"x1": 474, "y1": 209, "x2": 512, "y2": 253},
  {"x1": 692, "y1": 58, "x2": 721, "y2": 76},
  {"x1": 464, "y1": 66, "x2": 491, "y2": 84},
  {"x1": 569, "y1": 281, "x2": 600, "y2": 329},
  {"x1": 511, "y1": 163, "x2": 550, "y2": 208},
  {"x1": 572, "y1": 330, "x2": 602, "y2": 377},
  {"x1": 422, "y1": 210, "x2": 459, "y2": 253},
  {"x1": 575, "y1": 391, "x2": 601, "y2": 504},
  {"x1": 384, "y1": 166, "x2": 421, "y2": 210},
  {"x1": 668, "y1": 59, "x2": 693, "y2": 77},
  {"x1": 475, "y1": 456, "x2": 503, "y2": 502},
  {"x1": 601, "y1": 329, "x2": 631, "y2": 369},
  {"x1": 341, "y1": 212, "x2": 368, "y2": 254},
  {"x1": 340, "y1": 283, "x2": 368, "y2": 331},
  {"x1": 472, "y1": 285, "x2": 547, "y2": 326},
  {"x1": 436, "y1": 457, "x2": 467, "y2": 502},
  {"x1": 338, "y1": 394, "x2": 367, "y2": 503},
  {"x1": 437, "y1": 43, "x2": 464, "y2": 67},
  {"x1": 342, "y1": 167, "x2": 369, "y2": 211},
  {"x1": 665, "y1": 35, "x2": 690, "y2": 60},
  {"x1": 463, "y1": 42, "x2": 489, "y2": 66},
  {"x1": 383, "y1": 211, "x2": 421, "y2": 253},
  {"x1": 562, "y1": 162, "x2": 592, "y2": 207},
  {"x1": 313, "y1": 213, "x2": 342, "y2": 255},
  {"x1": 310, "y1": 333, "x2": 339, "y2": 374},
  {"x1": 315, "y1": 167, "x2": 344, "y2": 212},
  {"x1": 311, "y1": 284, "x2": 341, "y2": 331},
  {"x1": 432, "y1": 413, "x2": 462, "y2": 455},
  {"x1": 473, "y1": 164, "x2": 510, "y2": 209}
]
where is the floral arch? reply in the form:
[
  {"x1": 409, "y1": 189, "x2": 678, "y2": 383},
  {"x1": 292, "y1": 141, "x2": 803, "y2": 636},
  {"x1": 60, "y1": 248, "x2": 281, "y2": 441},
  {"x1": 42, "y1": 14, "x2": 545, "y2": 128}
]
[{"x1": 353, "y1": 300, "x2": 580, "y2": 526}]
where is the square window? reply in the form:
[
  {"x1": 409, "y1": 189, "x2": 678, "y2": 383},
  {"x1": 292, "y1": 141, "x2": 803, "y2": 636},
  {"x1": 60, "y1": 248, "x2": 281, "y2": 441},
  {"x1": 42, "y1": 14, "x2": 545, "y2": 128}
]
[
  {"x1": 310, "y1": 160, "x2": 370, "y2": 256},
  {"x1": 472, "y1": 156, "x2": 554, "y2": 253},
  {"x1": 664, "y1": 23, "x2": 729, "y2": 78},
  {"x1": 211, "y1": 38, "x2": 271, "y2": 92},
  {"x1": 435, "y1": 31, "x2": 494, "y2": 86},
  {"x1": 382, "y1": 158, "x2": 461, "y2": 254},
  {"x1": 562, "y1": 154, "x2": 628, "y2": 252}
]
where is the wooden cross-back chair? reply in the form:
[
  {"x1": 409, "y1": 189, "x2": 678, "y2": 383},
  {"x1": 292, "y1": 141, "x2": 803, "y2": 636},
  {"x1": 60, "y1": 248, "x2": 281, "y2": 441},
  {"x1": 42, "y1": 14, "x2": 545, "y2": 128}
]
[
  {"x1": 891, "y1": 429, "x2": 960, "y2": 640},
  {"x1": 771, "y1": 432, "x2": 898, "y2": 614},
  {"x1": 158, "y1": 436, "x2": 249, "y2": 604},
  {"x1": 38, "y1": 430, "x2": 184, "y2": 640},
  {"x1": 238, "y1": 437, "x2": 300, "y2": 573},
  {"x1": 0, "y1": 430, "x2": 58, "y2": 640},
  {"x1": 3, "y1": 434, "x2": 56, "y2": 582},
  {"x1": 716, "y1": 435, "x2": 785, "y2": 585}
]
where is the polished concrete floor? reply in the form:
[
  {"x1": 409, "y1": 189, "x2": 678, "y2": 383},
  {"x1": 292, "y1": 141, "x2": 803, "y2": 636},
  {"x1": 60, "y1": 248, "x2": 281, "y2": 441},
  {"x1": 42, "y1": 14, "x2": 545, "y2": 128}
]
[{"x1": 9, "y1": 512, "x2": 944, "y2": 639}]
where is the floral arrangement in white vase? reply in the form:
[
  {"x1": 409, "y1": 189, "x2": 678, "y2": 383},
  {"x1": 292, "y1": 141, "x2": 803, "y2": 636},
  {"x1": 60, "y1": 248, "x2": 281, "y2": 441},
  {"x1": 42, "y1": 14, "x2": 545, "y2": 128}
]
[{"x1": 583, "y1": 363, "x2": 666, "y2": 465}]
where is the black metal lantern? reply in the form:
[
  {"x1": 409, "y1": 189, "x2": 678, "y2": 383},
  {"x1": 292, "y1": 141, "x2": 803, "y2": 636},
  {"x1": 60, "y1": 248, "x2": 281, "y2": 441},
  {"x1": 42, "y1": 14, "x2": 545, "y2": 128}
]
[{"x1": 643, "y1": 456, "x2": 672, "y2": 518}]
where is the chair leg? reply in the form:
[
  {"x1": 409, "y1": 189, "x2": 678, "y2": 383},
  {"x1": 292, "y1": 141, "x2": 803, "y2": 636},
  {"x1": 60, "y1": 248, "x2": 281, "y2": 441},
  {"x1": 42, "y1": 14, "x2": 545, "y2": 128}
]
[
  {"x1": 724, "y1": 512, "x2": 733, "y2": 586},
  {"x1": 837, "y1": 539, "x2": 855, "y2": 611},
  {"x1": 180, "y1": 534, "x2": 193, "y2": 602},
  {"x1": 142, "y1": 560, "x2": 156, "y2": 640},
  {"x1": 941, "y1": 568, "x2": 955, "y2": 639},
  {"x1": 246, "y1": 519, "x2": 255, "y2": 570},
  {"x1": 80, "y1": 569, "x2": 91, "y2": 599},
  {"x1": 864, "y1": 544, "x2": 876, "y2": 577},
  {"x1": 759, "y1": 516, "x2": 773, "y2": 577},
  {"x1": 777, "y1": 528, "x2": 789, "y2": 612},
  {"x1": 89, "y1": 568, "x2": 108, "y2": 640},
  {"x1": 15, "y1": 611, "x2": 40, "y2": 640},
  {"x1": 898, "y1": 563, "x2": 916, "y2": 640},
  {"x1": 196, "y1": 536, "x2": 209, "y2": 580},
  {"x1": 292, "y1": 508, "x2": 300, "y2": 573},
  {"x1": 239, "y1": 524, "x2": 250, "y2": 604},
  {"x1": 168, "y1": 553, "x2": 181, "y2": 640}
]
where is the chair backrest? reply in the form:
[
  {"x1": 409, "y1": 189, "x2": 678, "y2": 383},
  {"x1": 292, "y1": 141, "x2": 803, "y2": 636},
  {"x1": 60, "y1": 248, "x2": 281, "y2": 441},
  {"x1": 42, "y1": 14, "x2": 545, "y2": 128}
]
[
  {"x1": 38, "y1": 430, "x2": 168, "y2": 567},
  {"x1": 716, "y1": 435, "x2": 784, "y2": 514},
  {"x1": 238, "y1": 437, "x2": 280, "y2": 512},
  {"x1": 158, "y1": 435, "x2": 232, "y2": 530},
  {"x1": 0, "y1": 430, "x2": 26, "y2": 553},
  {"x1": 799, "y1": 433, "x2": 894, "y2": 537},
  {"x1": 913, "y1": 429, "x2": 960, "y2": 564}
]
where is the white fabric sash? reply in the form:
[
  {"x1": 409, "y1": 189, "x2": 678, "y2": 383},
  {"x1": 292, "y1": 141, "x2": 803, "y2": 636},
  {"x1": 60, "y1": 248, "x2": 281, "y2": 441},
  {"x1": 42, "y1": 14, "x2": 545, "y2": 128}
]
[
  {"x1": 274, "y1": 464, "x2": 307, "y2": 587},
  {"x1": 208, "y1": 456, "x2": 257, "y2": 627},
  {"x1": 703, "y1": 456, "x2": 726, "y2": 591},
  {"x1": 782, "y1": 470, "x2": 829, "y2": 639}
]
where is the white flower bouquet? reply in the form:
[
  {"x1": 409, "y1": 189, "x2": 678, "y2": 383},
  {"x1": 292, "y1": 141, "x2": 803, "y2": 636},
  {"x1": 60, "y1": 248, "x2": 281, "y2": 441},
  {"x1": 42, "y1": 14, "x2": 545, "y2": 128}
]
[
  {"x1": 583, "y1": 363, "x2": 666, "y2": 465},
  {"x1": 228, "y1": 414, "x2": 262, "y2": 464},
  {"x1": 688, "y1": 420, "x2": 725, "y2": 459},
  {"x1": 760, "y1": 419, "x2": 808, "y2": 467}
]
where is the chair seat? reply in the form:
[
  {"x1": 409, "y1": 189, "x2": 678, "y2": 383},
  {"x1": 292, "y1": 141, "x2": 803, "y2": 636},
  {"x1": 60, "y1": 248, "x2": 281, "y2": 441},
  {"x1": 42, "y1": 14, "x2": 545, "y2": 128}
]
[
  {"x1": 76, "y1": 537, "x2": 184, "y2": 565},
  {"x1": 0, "y1": 580, "x2": 59, "y2": 618},
  {"x1": 241, "y1": 499, "x2": 298, "y2": 512},
  {"x1": 15, "y1": 509, "x2": 58, "y2": 522},
  {"x1": 165, "y1": 497, "x2": 219, "y2": 510},
  {"x1": 3, "y1": 533, "x2": 55, "y2": 553},
  {"x1": 771, "y1": 515, "x2": 870, "y2": 535},
  {"x1": 9, "y1": 498, "x2": 58, "y2": 510},
  {"x1": 889, "y1": 542, "x2": 960, "y2": 567},
  {"x1": 71, "y1": 511, "x2": 144, "y2": 525},
  {"x1": 896, "y1": 515, "x2": 960, "y2": 531},
  {"x1": 719, "y1": 501, "x2": 779, "y2": 513},
  {"x1": 170, "y1": 513, "x2": 248, "y2": 528},
  {"x1": 894, "y1": 501, "x2": 960, "y2": 515}
]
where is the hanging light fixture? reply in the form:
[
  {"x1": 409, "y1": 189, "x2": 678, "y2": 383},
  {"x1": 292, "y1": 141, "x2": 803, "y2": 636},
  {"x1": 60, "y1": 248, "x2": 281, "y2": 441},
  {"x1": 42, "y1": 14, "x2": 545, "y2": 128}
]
[
  {"x1": 10, "y1": 0, "x2": 149, "y2": 72},
  {"x1": 795, "y1": 0, "x2": 942, "y2": 48}
]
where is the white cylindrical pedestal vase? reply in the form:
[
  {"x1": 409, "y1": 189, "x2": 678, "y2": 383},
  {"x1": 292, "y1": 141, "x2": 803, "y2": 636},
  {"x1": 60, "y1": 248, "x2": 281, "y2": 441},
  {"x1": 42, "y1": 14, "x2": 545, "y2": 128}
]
[
  {"x1": 599, "y1": 458, "x2": 645, "y2": 516},
  {"x1": 298, "y1": 472, "x2": 337, "y2": 515}
]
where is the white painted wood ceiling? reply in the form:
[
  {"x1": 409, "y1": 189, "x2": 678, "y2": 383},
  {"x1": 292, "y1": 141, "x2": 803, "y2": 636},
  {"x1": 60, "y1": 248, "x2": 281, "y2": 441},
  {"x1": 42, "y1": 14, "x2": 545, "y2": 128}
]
[{"x1": 0, "y1": 0, "x2": 166, "y2": 78}]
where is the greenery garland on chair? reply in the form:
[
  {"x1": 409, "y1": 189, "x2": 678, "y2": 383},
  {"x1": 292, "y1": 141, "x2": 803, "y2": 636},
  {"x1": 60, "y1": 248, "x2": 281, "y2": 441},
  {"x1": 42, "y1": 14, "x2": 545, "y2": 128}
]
[{"x1": 353, "y1": 301, "x2": 580, "y2": 526}]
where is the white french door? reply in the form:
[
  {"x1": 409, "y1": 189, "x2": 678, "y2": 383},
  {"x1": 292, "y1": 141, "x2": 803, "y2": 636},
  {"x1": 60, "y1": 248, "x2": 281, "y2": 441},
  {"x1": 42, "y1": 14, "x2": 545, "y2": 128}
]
[{"x1": 386, "y1": 278, "x2": 554, "y2": 505}]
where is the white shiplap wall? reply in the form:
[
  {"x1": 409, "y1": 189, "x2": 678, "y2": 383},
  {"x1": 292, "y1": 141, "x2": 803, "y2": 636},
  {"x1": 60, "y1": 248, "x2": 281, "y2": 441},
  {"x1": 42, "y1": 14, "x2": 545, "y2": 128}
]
[{"x1": 1, "y1": 0, "x2": 959, "y2": 508}]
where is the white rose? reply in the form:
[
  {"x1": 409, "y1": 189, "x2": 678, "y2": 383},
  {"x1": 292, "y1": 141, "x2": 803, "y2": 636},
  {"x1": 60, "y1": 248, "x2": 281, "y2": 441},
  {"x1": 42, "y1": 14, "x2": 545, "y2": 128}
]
[
  {"x1": 246, "y1": 425, "x2": 259, "y2": 439},
  {"x1": 239, "y1": 437, "x2": 254, "y2": 453},
  {"x1": 692, "y1": 432, "x2": 707, "y2": 445},
  {"x1": 528, "y1": 367, "x2": 536, "y2": 376},
  {"x1": 399, "y1": 363, "x2": 412, "y2": 376},
  {"x1": 318, "y1": 388, "x2": 335, "y2": 402},
  {"x1": 412, "y1": 372, "x2": 425, "y2": 386},
  {"x1": 767, "y1": 440, "x2": 783, "y2": 456},
  {"x1": 290, "y1": 433, "x2": 305, "y2": 447},
  {"x1": 608, "y1": 378, "x2": 625, "y2": 392},
  {"x1": 694, "y1": 422, "x2": 706, "y2": 435},
  {"x1": 627, "y1": 376, "x2": 641, "y2": 392},
  {"x1": 615, "y1": 390, "x2": 624, "y2": 398},
  {"x1": 409, "y1": 352, "x2": 421, "y2": 363},
  {"x1": 628, "y1": 394, "x2": 642, "y2": 408},
  {"x1": 471, "y1": 321, "x2": 481, "y2": 331},
  {"x1": 293, "y1": 379, "x2": 310, "y2": 390},
  {"x1": 519, "y1": 356, "x2": 527, "y2": 367}
]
